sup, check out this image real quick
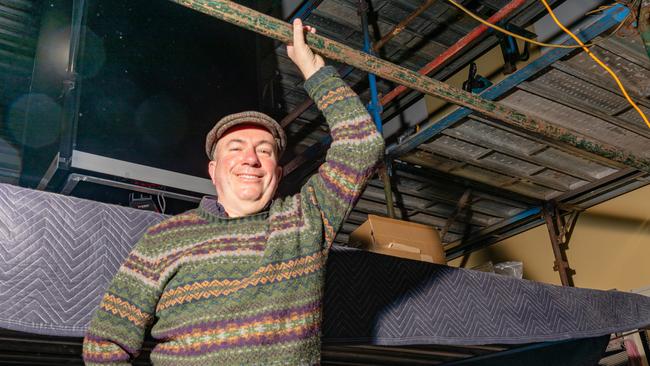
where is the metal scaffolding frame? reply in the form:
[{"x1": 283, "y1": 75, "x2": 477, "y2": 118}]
[{"x1": 167, "y1": 0, "x2": 645, "y2": 285}]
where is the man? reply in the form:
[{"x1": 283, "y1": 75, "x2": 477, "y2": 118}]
[{"x1": 83, "y1": 19, "x2": 384, "y2": 365}]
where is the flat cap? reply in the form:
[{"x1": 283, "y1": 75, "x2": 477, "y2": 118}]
[{"x1": 205, "y1": 111, "x2": 286, "y2": 159}]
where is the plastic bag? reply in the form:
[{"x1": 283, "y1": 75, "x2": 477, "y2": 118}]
[{"x1": 494, "y1": 261, "x2": 523, "y2": 279}]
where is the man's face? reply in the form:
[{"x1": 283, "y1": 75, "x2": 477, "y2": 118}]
[{"x1": 208, "y1": 124, "x2": 282, "y2": 217}]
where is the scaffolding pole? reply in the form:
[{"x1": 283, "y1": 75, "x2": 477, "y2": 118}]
[{"x1": 169, "y1": 0, "x2": 649, "y2": 174}]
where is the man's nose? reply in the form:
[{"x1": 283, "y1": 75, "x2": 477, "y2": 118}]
[{"x1": 242, "y1": 147, "x2": 261, "y2": 166}]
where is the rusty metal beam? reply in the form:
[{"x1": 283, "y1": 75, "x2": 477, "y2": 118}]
[
  {"x1": 378, "y1": 164, "x2": 396, "y2": 219},
  {"x1": 439, "y1": 189, "x2": 472, "y2": 243},
  {"x1": 373, "y1": 0, "x2": 436, "y2": 51},
  {"x1": 542, "y1": 202, "x2": 579, "y2": 287},
  {"x1": 169, "y1": 1, "x2": 650, "y2": 174}
]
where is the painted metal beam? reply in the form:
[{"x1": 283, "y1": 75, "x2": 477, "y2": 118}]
[
  {"x1": 373, "y1": 0, "x2": 436, "y2": 51},
  {"x1": 280, "y1": 2, "x2": 633, "y2": 178},
  {"x1": 387, "y1": 4, "x2": 630, "y2": 157},
  {"x1": 169, "y1": 1, "x2": 538, "y2": 127},
  {"x1": 169, "y1": 1, "x2": 649, "y2": 173}
]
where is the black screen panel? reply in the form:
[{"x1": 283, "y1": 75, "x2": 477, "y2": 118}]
[{"x1": 77, "y1": 0, "x2": 260, "y2": 177}]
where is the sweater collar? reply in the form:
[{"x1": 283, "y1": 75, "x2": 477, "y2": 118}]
[
  {"x1": 198, "y1": 196, "x2": 273, "y2": 222},
  {"x1": 199, "y1": 196, "x2": 229, "y2": 218}
]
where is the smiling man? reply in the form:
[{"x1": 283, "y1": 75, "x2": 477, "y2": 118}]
[
  {"x1": 206, "y1": 117, "x2": 285, "y2": 217},
  {"x1": 83, "y1": 19, "x2": 384, "y2": 366}
]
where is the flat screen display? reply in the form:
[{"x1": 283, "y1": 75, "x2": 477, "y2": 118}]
[{"x1": 76, "y1": 0, "x2": 260, "y2": 178}]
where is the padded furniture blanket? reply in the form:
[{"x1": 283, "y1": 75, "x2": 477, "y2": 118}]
[{"x1": 1, "y1": 182, "x2": 649, "y2": 345}]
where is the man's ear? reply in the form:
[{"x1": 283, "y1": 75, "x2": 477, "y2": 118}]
[
  {"x1": 208, "y1": 160, "x2": 218, "y2": 184},
  {"x1": 276, "y1": 165, "x2": 283, "y2": 179}
]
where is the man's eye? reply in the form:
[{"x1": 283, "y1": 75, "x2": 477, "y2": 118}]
[{"x1": 258, "y1": 149, "x2": 272, "y2": 155}]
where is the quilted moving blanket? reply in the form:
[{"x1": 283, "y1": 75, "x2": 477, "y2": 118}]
[{"x1": 1, "y1": 183, "x2": 649, "y2": 345}]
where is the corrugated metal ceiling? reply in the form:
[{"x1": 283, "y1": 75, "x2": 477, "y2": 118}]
[{"x1": 266, "y1": 0, "x2": 649, "y2": 257}]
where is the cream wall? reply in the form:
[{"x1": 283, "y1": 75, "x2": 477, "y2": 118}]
[{"x1": 448, "y1": 184, "x2": 650, "y2": 291}]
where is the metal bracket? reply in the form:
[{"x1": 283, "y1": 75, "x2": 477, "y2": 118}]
[
  {"x1": 440, "y1": 189, "x2": 472, "y2": 244},
  {"x1": 543, "y1": 201, "x2": 581, "y2": 286},
  {"x1": 497, "y1": 23, "x2": 535, "y2": 74},
  {"x1": 378, "y1": 162, "x2": 395, "y2": 219}
]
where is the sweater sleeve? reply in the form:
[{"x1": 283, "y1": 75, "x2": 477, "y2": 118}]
[
  {"x1": 82, "y1": 232, "x2": 164, "y2": 365},
  {"x1": 300, "y1": 66, "x2": 385, "y2": 248}
]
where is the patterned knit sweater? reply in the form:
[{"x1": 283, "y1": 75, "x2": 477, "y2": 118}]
[{"x1": 82, "y1": 66, "x2": 384, "y2": 365}]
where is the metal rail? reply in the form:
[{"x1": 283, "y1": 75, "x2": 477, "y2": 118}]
[{"x1": 169, "y1": 1, "x2": 649, "y2": 173}]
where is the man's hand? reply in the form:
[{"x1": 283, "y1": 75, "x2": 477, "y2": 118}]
[{"x1": 287, "y1": 18, "x2": 325, "y2": 80}]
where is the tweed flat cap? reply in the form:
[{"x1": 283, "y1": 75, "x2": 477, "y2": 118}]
[{"x1": 205, "y1": 111, "x2": 287, "y2": 159}]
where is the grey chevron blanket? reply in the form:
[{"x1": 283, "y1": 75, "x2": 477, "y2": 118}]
[{"x1": 1, "y1": 183, "x2": 649, "y2": 345}]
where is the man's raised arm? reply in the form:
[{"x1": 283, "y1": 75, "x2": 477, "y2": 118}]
[{"x1": 288, "y1": 19, "x2": 385, "y2": 247}]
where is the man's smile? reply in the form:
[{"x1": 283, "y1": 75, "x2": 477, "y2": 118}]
[{"x1": 236, "y1": 173, "x2": 262, "y2": 181}]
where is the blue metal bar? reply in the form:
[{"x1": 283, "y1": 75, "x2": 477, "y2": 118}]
[
  {"x1": 386, "y1": 4, "x2": 629, "y2": 158},
  {"x1": 446, "y1": 207, "x2": 543, "y2": 260},
  {"x1": 360, "y1": 1, "x2": 383, "y2": 133},
  {"x1": 289, "y1": 0, "x2": 324, "y2": 22}
]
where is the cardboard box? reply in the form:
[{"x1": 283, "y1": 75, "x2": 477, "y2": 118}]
[{"x1": 349, "y1": 215, "x2": 446, "y2": 264}]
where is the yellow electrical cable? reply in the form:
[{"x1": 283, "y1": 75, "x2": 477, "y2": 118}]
[
  {"x1": 446, "y1": 0, "x2": 594, "y2": 49},
  {"x1": 539, "y1": 0, "x2": 650, "y2": 129},
  {"x1": 585, "y1": 5, "x2": 615, "y2": 16}
]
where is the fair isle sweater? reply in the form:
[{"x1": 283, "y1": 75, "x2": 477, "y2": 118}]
[{"x1": 82, "y1": 66, "x2": 385, "y2": 366}]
